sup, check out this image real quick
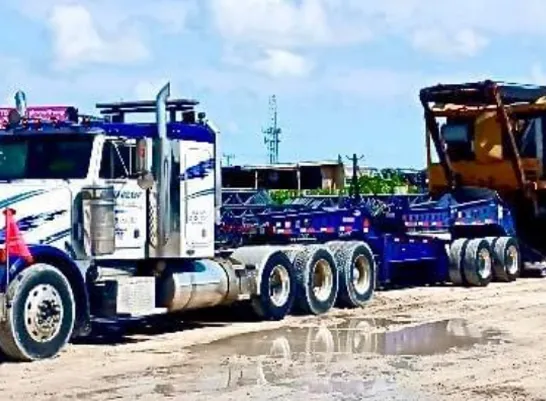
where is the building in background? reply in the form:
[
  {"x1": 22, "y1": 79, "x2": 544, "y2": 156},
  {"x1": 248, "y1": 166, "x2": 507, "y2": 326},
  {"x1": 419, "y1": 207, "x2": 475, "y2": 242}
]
[
  {"x1": 222, "y1": 160, "x2": 345, "y2": 191},
  {"x1": 222, "y1": 161, "x2": 427, "y2": 192}
]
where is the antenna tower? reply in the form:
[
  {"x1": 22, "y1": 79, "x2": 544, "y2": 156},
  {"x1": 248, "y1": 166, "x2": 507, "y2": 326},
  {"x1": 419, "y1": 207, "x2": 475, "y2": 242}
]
[{"x1": 262, "y1": 95, "x2": 281, "y2": 164}]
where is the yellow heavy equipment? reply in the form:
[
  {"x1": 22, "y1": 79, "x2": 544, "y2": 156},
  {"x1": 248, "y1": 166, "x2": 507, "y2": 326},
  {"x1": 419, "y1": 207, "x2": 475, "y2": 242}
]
[{"x1": 420, "y1": 80, "x2": 546, "y2": 264}]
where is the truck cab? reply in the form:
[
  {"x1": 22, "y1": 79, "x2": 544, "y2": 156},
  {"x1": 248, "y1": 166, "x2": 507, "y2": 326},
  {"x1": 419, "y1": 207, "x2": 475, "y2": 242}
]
[{"x1": 0, "y1": 98, "x2": 217, "y2": 261}]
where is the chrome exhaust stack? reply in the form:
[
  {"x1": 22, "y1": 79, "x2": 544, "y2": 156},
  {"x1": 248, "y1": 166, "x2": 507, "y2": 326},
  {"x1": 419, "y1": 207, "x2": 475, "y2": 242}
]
[{"x1": 154, "y1": 82, "x2": 172, "y2": 256}]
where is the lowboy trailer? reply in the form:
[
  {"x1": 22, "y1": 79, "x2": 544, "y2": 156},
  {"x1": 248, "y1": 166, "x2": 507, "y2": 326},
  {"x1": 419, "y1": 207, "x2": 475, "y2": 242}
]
[{"x1": 0, "y1": 84, "x2": 522, "y2": 362}]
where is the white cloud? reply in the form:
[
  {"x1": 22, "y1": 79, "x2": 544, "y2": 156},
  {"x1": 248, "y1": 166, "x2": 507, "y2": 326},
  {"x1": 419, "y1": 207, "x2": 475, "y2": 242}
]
[
  {"x1": 11, "y1": 0, "x2": 196, "y2": 32},
  {"x1": 209, "y1": 0, "x2": 546, "y2": 59},
  {"x1": 345, "y1": 0, "x2": 546, "y2": 57},
  {"x1": 8, "y1": 0, "x2": 197, "y2": 69},
  {"x1": 209, "y1": 0, "x2": 371, "y2": 49},
  {"x1": 252, "y1": 49, "x2": 312, "y2": 78},
  {"x1": 220, "y1": 46, "x2": 313, "y2": 78},
  {"x1": 48, "y1": 4, "x2": 149, "y2": 69},
  {"x1": 411, "y1": 28, "x2": 488, "y2": 58}
]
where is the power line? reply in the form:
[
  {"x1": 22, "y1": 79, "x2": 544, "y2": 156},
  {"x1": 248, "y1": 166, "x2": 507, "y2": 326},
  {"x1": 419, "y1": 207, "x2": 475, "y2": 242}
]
[
  {"x1": 344, "y1": 153, "x2": 365, "y2": 202},
  {"x1": 223, "y1": 153, "x2": 236, "y2": 166},
  {"x1": 263, "y1": 95, "x2": 282, "y2": 164}
]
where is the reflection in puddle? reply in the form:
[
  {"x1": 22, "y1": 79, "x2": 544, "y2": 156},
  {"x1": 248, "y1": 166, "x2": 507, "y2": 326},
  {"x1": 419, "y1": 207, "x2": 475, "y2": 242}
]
[
  {"x1": 178, "y1": 318, "x2": 501, "y2": 398},
  {"x1": 193, "y1": 318, "x2": 500, "y2": 359}
]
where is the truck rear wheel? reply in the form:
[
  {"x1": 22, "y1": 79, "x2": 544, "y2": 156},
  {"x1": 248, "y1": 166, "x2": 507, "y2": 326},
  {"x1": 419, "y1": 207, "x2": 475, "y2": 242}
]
[
  {"x1": 0, "y1": 263, "x2": 75, "y2": 361},
  {"x1": 462, "y1": 238, "x2": 493, "y2": 287},
  {"x1": 251, "y1": 251, "x2": 296, "y2": 320},
  {"x1": 335, "y1": 242, "x2": 375, "y2": 308},
  {"x1": 291, "y1": 245, "x2": 339, "y2": 315},
  {"x1": 489, "y1": 236, "x2": 520, "y2": 282},
  {"x1": 448, "y1": 238, "x2": 468, "y2": 285}
]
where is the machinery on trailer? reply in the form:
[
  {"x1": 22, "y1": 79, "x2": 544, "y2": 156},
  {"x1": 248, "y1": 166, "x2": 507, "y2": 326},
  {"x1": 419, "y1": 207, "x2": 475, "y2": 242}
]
[
  {"x1": 419, "y1": 80, "x2": 546, "y2": 265},
  {"x1": 0, "y1": 84, "x2": 522, "y2": 363}
]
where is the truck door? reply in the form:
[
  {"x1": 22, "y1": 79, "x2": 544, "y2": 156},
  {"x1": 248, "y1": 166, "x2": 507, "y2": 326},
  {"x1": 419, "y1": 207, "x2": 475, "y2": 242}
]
[
  {"x1": 98, "y1": 138, "x2": 146, "y2": 257},
  {"x1": 180, "y1": 143, "x2": 215, "y2": 258}
]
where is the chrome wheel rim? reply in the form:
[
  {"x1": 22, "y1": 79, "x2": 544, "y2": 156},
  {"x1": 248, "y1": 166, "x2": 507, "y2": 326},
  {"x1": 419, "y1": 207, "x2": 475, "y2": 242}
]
[
  {"x1": 478, "y1": 248, "x2": 492, "y2": 279},
  {"x1": 353, "y1": 255, "x2": 371, "y2": 294},
  {"x1": 24, "y1": 284, "x2": 64, "y2": 343},
  {"x1": 312, "y1": 259, "x2": 333, "y2": 302},
  {"x1": 269, "y1": 265, "x2": 290, "y2": 307},
  {"x1": 506, "y1": 245, "x2": 519, "y2": 275}
]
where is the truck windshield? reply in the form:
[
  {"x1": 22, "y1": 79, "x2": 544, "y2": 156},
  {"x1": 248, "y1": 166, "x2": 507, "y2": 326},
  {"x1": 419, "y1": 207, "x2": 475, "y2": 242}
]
[{"x1": 0, "y1": 134, "x2": 94, "y2": 180}]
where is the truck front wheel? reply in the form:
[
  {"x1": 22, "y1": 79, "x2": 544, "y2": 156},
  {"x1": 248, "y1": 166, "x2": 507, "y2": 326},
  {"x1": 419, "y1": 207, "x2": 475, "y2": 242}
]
[{"x1": 0, "y1": 263, "x2": 75, "y2": 361}]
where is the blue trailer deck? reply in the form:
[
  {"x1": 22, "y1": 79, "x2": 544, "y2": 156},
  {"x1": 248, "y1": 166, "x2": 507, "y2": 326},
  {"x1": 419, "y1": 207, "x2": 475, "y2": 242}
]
[{"x1": 218, "y1": 188, "x2": 518, "y2": 288}]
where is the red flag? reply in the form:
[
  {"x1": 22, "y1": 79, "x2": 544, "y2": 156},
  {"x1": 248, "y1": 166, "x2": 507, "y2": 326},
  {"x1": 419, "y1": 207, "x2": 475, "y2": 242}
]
[{"x1": 2, "y1": 208, "x2": 33, "y2": 264}]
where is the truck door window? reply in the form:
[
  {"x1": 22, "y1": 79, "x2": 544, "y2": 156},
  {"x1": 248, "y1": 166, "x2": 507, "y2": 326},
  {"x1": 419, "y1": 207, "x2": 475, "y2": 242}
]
[{"x1": 99, "y1": 139, "x2": 137, "y2": 179}]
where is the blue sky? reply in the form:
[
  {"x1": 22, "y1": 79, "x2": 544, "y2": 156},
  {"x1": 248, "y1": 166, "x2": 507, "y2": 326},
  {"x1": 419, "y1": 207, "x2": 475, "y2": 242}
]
[{"x1": 1, "y1": 0, "x2": 546, "y2": 168}]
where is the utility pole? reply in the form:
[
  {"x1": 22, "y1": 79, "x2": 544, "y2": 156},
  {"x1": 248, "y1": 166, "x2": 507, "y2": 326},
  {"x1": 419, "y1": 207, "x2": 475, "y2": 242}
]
[
  {"x1": 223, "y1": 153, "x2": 235, "y2": 166},
  {"x1": 345, "y1": 153, "x2": 365, "y2": 203},
  {"x1": 263, "y1": 95, "x2": 281, "y2": 164}
]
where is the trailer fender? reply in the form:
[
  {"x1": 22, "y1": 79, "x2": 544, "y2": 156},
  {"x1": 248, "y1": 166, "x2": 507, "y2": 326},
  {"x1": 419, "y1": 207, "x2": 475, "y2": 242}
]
[{"x1": 5, "y1": 245, "x2": 91, "y2": 338}]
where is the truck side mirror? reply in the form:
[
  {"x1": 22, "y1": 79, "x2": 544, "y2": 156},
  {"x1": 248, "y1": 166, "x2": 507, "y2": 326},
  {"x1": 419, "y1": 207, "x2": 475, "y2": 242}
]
[{"x1": 135, "y1": 138, "x2": 155, "y2": 190}]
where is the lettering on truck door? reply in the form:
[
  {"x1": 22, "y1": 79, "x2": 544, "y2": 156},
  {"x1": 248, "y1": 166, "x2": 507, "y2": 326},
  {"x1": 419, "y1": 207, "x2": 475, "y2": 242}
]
[
  {"x1": 181, "y1": 145, "x2": 214, "y2": 254},
  {"x1": 99, "y1": 139, "x2": 146, "y2": 257}
]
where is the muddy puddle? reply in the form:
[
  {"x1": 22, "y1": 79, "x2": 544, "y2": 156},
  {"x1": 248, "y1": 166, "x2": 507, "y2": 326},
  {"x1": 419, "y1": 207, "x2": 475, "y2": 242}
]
[
  {"x1": 168, "y1": 318, "x2": 503, "y2": 399},
  {"x1": 191, "y1": 317, "x2": 501, "y2": 359}
]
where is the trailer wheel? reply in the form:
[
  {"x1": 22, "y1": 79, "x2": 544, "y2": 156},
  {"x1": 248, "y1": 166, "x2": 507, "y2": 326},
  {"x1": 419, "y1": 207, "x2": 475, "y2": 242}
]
[
  {"x1": 0, "y1": 263, "x2": 75, "y2": 361},
  {"x1": 490, "y1": 236, "x2": 521, "y2": 282},
  {"x1": 292, "y1": 245, "x2": 339, "y2": 315},
  {"x1": 325, "y1": 240, "x2": 345, "y2": 254},
  {"x1": 251, "y1": 251, "x2": 296, "y2": 321},
  {"x1": 335, "y1": 242, "x2": 375, "y2": 308},
  {"x1": 462, "y1": 238, "x2": 493, "y2": 287},
  {"x1": 448, "y1": 238, "x2": 468, "y2": 285}
]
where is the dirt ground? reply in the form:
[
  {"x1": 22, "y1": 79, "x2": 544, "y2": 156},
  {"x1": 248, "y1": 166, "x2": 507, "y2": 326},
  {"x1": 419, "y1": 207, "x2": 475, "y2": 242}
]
[{"x1": 2, "y1": 278, "x2": 546, "y2": 400}]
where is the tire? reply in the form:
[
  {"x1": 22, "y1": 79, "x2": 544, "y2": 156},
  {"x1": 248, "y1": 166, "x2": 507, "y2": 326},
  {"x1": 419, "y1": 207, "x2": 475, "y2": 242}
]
[
  {"x1": 292, "y1": 245, "x2": 339, "y2": 315},
  {"x1": 250, "y1": 251, "x2": 296, "y2": 320},
  {"x1": 462, "y1": 238, "x2": 493, "y2": 287},
  {"x1": 448, "y1": 238, "x2": 468, "y2": 285},
  {"x1": 0, "y1": 263, "x2": 75, "y2": 361},
  {"x1": 344, "y1": 318, "x2": 377, "y2": 354},
  {"x1": 489, "y1": 236, "x2": 521, "y2": 282},
  {"x1": 325, "y1": 240, "x2": 345, "y2": 254},
  {"x1": 334, "y1": 241, "x2": 376, "y2": 308}
]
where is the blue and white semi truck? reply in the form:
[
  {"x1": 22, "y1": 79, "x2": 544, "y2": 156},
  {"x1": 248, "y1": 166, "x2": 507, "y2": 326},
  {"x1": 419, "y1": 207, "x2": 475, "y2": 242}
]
[{"x1": 0, "y1": 84, "x2": 521, "y2": 362}]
